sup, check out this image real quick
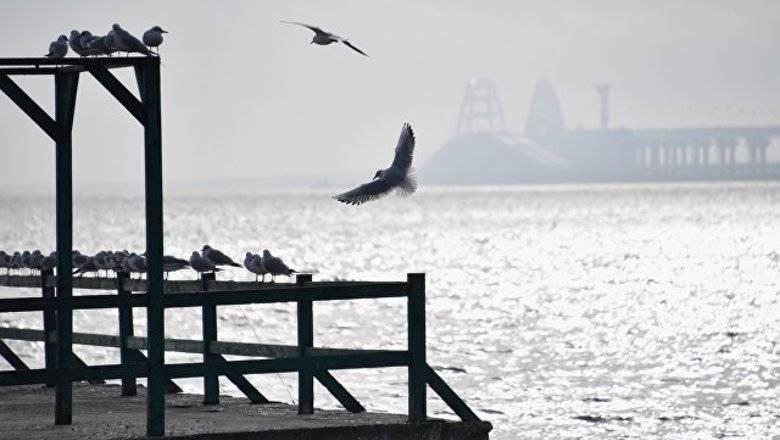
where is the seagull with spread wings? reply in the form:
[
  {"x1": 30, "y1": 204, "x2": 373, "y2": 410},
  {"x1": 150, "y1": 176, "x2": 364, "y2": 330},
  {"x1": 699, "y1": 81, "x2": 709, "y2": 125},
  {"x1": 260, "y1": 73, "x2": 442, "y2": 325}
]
[
  {"x1": 334, "y1": 123, "x2": 417, "y2": 205},
  {"x1": 281, "y1": 21, "x2": 368, "y2": 57}
]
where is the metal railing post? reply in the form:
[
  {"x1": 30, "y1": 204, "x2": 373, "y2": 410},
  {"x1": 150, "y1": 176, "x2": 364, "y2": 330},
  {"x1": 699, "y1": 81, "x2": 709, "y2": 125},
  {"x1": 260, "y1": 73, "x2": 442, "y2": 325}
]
[
  {"x1": 201, "y1": 272, "x2": 219, "y2": 404},
  {"x1": 41, "y1": 268, "x2": 56, "y2": 387},
  {"x1": 407, "y1": 273, "x2": 426, "y2": 422},
  {"x1": 139, "y1": 59, "x2": 165, "y2": 437},
  {"x1": 54, "y1": 70, "x2": 78, "y2": 426},
  {"x1": 117, "y1": 271, "x2": 136, "y2": 395},
  {"x1": 296, "y1": 274, "x2": 313, "y2": 414}
]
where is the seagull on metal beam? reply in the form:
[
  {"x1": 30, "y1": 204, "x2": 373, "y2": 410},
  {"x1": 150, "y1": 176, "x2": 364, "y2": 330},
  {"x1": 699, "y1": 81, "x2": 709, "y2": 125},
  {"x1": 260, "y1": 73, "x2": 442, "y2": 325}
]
[
  {"x1": 282, "y1": 21, "x2": 368, "y2": 57},
  {"x1": 334, "y1": 123, "x2": 417, "y2": 205}
]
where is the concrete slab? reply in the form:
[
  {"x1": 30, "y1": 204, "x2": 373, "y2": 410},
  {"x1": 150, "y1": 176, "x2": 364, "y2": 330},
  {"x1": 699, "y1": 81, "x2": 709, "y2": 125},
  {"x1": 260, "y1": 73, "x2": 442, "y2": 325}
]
[{"x1": 0, "y1": 384, "x2": 492, "y2": 439}]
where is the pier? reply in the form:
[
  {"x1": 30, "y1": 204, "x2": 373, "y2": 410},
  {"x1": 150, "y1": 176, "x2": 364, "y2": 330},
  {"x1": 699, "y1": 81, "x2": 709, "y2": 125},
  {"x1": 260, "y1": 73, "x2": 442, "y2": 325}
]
[{"x1": 0, "y1": 56, "x2": 489, "y2": 438}]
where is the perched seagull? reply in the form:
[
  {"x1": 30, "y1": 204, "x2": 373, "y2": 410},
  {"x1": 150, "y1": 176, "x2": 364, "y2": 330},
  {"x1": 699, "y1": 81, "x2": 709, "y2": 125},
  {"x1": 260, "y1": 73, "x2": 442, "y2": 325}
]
[
  {"x1": 111, "y1": 24, "x2": 154, "y2": 56},
  {"x1": 202, "y1": 245, "x2": 241, "y2": 268},
  {"x1": 334, "y1": 123, "x2": 417, "y2": 205},
  {"x1": 88, "y1": 33, "x2": 117, "y2": 56},
  {"x1": 189, "y1": 251, "x2": 220, "y2": 276},
  {"x1": 30, "y1": 250, "x2": 44, "y2": 273},
  {"x1": 68, "y1": 30, "x2": 87, "y2": 56},
  {"x1": 20, "y1": 251, "x2": 32, "y2": 274},
  {"x1": 281, "y1": 21, "x2": 368, "y2": 57},
  {"x1": 142, "y1": 26, "x2": 168, "y2": 54},
  {"x1": 40, "y1": 252, "x2": 57, "y2": 272},
  {"x1": 0, "y1": 251, "x2": 9, "y2": 274},
  {"x1": 73, "y1": 257, "x2": 98, "y2": 277},
  {"x1": 72, "y1": 250, "x2": 89, "y2": 267},
  {"x1": 244, "y1": 252, "x2": 268, "y2": 282},
  {"x1": 162, "y1": 255, "x2": 189, "y2": 279},
  {"x1": 127, "y1": 253, "x2": 147, "y2": 278},
  {"x1": 45, "y1": 35, "x2": 69, "y2": 58},
  {"x1": 260, "y1": 250, "x2": 296, "y2": 282},
  {"x1": 10, "y1": 252, "x2": 21, "y2": 274}
]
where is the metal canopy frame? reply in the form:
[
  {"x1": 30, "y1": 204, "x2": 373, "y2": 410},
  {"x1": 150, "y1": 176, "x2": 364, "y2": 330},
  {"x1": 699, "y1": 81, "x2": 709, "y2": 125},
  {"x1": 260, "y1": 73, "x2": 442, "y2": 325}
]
[{"x1": 0, "y1": 57, "x2": 165, "y2": 434}]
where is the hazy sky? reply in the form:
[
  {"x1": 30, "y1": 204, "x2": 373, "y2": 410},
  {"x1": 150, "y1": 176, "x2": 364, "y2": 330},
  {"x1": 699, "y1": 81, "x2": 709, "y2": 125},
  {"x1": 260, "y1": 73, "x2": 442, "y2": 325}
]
[{"x1": 1, "y1": 0, "x2": 779, "y2": 192}]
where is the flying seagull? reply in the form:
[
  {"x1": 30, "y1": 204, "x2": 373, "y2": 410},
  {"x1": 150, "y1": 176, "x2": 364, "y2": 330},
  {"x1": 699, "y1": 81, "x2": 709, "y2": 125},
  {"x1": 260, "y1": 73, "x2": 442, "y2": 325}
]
[
  {"x1": 142, "y1": 26, "x2": 168, "y2": 54},
  {"x1": 334, "y1": 123, "x2": 417, "y2": 205},
  {"x1": 45, "y1": 35, "x2": 69, "y2": 58},
  {"x1": 281, "y1": 21, "x2": 368, "y2": 57}
]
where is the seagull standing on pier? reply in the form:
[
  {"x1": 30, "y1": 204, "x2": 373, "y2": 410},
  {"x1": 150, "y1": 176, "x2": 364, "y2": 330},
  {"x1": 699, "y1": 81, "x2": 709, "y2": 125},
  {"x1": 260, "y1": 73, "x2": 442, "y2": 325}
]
[
  {"x1": 45, "y1": 35, "x2": 68, "y2": 58},
  {"x1": 244, "y1": 252, "x2": 268, "y2": 282},
  {"x1": 334, "y1": 123, "x2": 417, "y2": 205},
  {"x1": 87, "y1": 34, "x2": 116, "y2": 56},
  {"x1": 163, "y1": 255, "x2": 189, "y2": 279},
  {"x1": 41, "y1": 252, "x2": 57, "y2": 272},
  {"x1": 111, "y1": 24, "x2": 154, "y2": 56},
  {"x1": 68, "y1": 30, "x2": 86, "y2": 56},
  {"x1": 260, "y1": 250, "x2": 296, "y2": 282},
  {"x1": 73, "y1": 257, "x2": 99, "y2": 277},
  {"x1": 202, "y1": 245, "x2": 242, "y2": 269},
  {"x1": 142, "y1": 26, "x2": 168, "y2": 54},
  {"x1": 189, "y1": 251, "x2": 221, "y2": 276},
  {"x1": 281, "y1": 21, "x2": 368, "y2": 57},
  {"x1": 127, "y1": 253, "x2": 147, "y2": 278}
]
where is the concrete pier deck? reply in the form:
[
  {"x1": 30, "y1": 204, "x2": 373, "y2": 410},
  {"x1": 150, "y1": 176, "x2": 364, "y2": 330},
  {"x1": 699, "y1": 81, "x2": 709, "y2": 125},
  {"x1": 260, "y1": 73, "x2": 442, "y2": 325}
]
[{"x1": 0, "y1": 383, "x2": 492, "y2": 439}]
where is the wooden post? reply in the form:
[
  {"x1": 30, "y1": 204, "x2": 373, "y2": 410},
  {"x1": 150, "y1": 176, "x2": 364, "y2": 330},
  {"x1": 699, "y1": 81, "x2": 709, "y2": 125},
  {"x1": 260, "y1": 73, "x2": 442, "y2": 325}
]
[
  {"x1": 407, "y1": 273, "x2": 426, "y2": 422},
  {"x1": 139, "y1": 59, "x2": 165, "y2": 437},
  {"x1": 54, "y1": 71, "x2": 78, "y2": 426},
  {"x1": 117, "y1": 271, "x2": 136, "y2": 396},
  {"x1": 296, "y1": 274, "x2": 313, "y2": 414},
  {"x1": 201, "y1": 272, "x2": 218, "y2": 405},
  {"x1": 41, "y1": 269, "x2": 56, "y2": 387}
]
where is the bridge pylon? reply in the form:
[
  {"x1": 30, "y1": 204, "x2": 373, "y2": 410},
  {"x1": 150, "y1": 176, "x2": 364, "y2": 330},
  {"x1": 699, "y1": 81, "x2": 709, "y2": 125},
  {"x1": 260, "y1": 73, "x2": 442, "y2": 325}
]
[{"x1": 455, "y1": 78, "x2": 507, "y2": 136}]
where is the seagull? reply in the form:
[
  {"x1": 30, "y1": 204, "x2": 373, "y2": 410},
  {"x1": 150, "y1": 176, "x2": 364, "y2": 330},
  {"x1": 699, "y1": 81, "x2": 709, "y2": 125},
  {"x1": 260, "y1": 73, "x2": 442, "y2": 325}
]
[
  {"x1": 30, "y1": 250, "x2": 44, "y2": 274},
  {"x1": 260, "y1": 250, "x2": 296, "y2": 283},
  {"x1": 334, "y1": 123, "x2": 417, "y2": 205},
  {"x1": 281, "y1": 21, "x2": 368, "y2": 57},
  {"x1": 45, "y1": 35, "x2": 69, "y2": 58},
  {"x1": 40, "y1": 252, "x2": 57, "y2": 272},
  {"x1": 73, "y1": 257, "x2": 99, "y2": 277},
  {"x1": 0, "y1": 251, "x2": 9, "y2": 274},
  {"x1": 72, "y1": 250, "x2": 89, "y2": 267},
  {"x1": 87, "y1": 34, "x2": 117, "y2": 56},
  {"x1": 163, "y1": 255, "x2": 189, "y2": 279},
  {"x1": 68, "y1": 30, "x2": 87, "y2": 57},
  {"x1": 10, "y1": 252, "x2": 21, "y2": 274},
  {"x1": 20, "y1": 251, "x2": 32, "y2": 274},
  {"x1": 142, "y1": 26, "x2": 168, "y2": 54},
  {"x1": 202, "y1": 245, "x2": 241, "y2": 268},
  {"x1": 127, "y1": 253, "x2": 147, "y2": 278},
  {"x1": 244, "y1": 252, "x2": 268, "y2": 282},
  {"x1": 111, "y1": 24, "x2": 154, "y2": 56},
  {"x1": 189, "y1": 251, "x2": 221, "y2": 276}
]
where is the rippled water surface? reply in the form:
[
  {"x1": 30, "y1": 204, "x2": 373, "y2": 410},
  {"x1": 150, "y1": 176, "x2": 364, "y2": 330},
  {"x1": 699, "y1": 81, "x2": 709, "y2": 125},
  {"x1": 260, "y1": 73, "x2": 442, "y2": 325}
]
[{"x1": 1, "y1": 182, "x2": 780, "y2": 439}]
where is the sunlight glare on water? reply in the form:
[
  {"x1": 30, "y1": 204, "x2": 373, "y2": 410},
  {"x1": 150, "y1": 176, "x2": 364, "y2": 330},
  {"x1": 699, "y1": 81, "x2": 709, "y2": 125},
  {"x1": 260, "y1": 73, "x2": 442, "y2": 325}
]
[{"x1": 1, "y1": 182, "x2": 779, "y2": 439}]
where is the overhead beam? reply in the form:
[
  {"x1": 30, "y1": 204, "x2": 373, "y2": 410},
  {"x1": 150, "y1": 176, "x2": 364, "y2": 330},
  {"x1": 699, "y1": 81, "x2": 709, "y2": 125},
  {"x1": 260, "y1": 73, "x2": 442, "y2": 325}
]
[
  {"x1": 0, "y1": 73, "x2": 57, "y2": 141},
  {"x1": 86, "y1": 64, "x2": 146, "y2": 125}
]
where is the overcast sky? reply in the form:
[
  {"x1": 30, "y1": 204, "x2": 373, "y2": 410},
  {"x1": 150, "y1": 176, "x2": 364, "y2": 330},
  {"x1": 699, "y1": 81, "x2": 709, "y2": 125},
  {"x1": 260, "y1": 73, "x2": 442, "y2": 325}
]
[{"x1": 1, "y1": 0, "x2": 779, "y2": 192}]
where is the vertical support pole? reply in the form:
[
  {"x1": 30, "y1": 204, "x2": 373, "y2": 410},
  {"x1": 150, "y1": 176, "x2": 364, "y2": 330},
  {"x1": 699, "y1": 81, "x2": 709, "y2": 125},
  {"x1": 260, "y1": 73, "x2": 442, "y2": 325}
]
[
  {"x1": 117, "y1": 271, "x2": 137, "y2": 396},
  {"x1": 296, "y1": 274, "x2": 313, "y2": 415},
  {"x1": 54, "y1": 71, "x2": 78, "y2": 426},
  {"x1": 407, "y1": 273, "x2": 426, "y2": 422},
  {"x1": 200, "y1": 272, "x2": 218, "y2": 404},
  {"x1": 139, "y1": 59, "x2": 166, "y2": 437},
  {"x1": 41, "y1": 268, "x2": 56, "y2": 387}
]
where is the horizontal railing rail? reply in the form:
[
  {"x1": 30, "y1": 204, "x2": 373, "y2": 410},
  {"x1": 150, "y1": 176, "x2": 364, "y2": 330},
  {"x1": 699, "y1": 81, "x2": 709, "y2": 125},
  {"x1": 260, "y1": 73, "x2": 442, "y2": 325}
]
[{"x1": 0, "y1": 272, "x2": 481, "y2": 425}]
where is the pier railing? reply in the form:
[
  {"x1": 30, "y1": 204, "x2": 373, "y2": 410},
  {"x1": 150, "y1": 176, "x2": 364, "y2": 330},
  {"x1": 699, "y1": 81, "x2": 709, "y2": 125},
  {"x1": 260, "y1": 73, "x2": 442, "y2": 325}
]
[{"x1": 0, "y1": 272, "x2": 480, "y2": 428}]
